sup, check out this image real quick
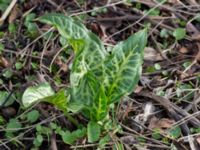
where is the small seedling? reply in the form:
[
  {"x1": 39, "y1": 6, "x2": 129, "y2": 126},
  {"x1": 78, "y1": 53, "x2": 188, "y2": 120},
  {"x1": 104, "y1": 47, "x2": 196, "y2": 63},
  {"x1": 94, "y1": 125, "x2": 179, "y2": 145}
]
[
  {"x1": 173, "y1": 28, "x2": 186, "y2": 41},
  {"x1": 24, "y1": 13, "x2": 38, "y2": 37}
]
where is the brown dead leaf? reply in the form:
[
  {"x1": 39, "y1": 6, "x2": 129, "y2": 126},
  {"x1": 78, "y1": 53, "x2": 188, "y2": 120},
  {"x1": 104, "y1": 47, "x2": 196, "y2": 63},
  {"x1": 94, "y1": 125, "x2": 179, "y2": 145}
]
[
  {"x1": 187, "y1": 0, "x2": 198, "y2": 5},
  {"x1": 60, "y1": 64, "x2": 68, "y2": 72},
  {"x1": 24, "y1": 0, "x2": 44, "y2": 10},
  {"x1": 89, "y1": 22, "x2": 109, "y2": 40},
  {"x1": 196, "y1": 136, "x2": 200, "y2": 145},
  {"x1": 54, "y1": 57, "x2": 68, "y2": 73},
  {"x1": 120, "y1": 136, "x2": 136, "y2": 145},
  {"x1": 168, "y1": 0, "x2": 181, "y2": 4},
  {"x1": 134, "y1": 85, "x2": 143, "y2": 93},
  {"x1": 186, "y1": 22, "x2": 200, "y2": 41},
  {"x1": 8, "y1": 4, "x2": 21, "y2": 23},
  {"x1": 144, "y1": 47, "x2": 163, "y2": 61},
  {"x1": 99, "y1": 24, "x2": 108, "y2": 40},
  {"x1": 191, "y1": 34, "x2": 200, "y2": 41},
  {"x1": 2, "y1": 107, "x2": 16, "y2": 118},
  {"x1": 0, "y1": 57, "x2": 10, "y2": 68},
  {"x1": 196, "y1": 43, "x2": 200, "y2": 62},
  {"x1": 148, "y1": 117, "x2": 175, "y2": 129},
  {"x1": 179, "y1": 47, "x2": 189, "y2": 54}
]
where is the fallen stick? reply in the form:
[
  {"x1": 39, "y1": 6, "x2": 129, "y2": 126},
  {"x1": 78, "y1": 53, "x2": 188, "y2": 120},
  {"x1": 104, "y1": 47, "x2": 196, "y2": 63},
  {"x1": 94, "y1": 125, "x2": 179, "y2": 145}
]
[
  {"x1": 138, "y1": 90, "x2": 200, "y2": 128},
  {"x1": 138, "y1": 90, "x2": 200, "y2": 149}
]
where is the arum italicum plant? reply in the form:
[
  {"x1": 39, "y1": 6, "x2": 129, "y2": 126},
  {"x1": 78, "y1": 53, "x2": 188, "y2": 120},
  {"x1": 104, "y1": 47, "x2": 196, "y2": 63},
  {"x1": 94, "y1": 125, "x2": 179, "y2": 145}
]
[{"x1": 22, "y1": 13, "x2": 147, "y2": 142}]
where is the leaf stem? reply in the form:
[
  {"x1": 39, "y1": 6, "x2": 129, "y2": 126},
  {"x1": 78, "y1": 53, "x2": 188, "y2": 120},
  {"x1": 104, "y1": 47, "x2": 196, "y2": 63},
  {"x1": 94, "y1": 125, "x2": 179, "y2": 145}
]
[{"x1": 64, "y1": 112, "x2": 79, "y2": 127}]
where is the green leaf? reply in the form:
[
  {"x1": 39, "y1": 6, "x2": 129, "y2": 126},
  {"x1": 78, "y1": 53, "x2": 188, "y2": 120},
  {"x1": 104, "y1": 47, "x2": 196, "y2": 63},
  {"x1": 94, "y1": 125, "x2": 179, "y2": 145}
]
[
  {"x1": 69, "y1": 72, "x2": 99, "y2": 112},
  {"x1": 98, "y1": 135, "x2": 110, "y2": 149},
  {"x1": 70, "y1": 32, "x2": 107, "y2": 87},
  {"x1": 160, "y1": 29, "x2": 169, "y2": 38},
  {"x1": 0, "y1": 0, "x2": 11, "y2": 11},
  {"x1": 72, "y1": 128, "x2": 86, "y2": 139},
  {"x1": 154, "y1": 63, "x2": 161, "y2": 70},
  {"x1": 104, "y1": 29, "x2": 147, "y2": 103},
  {"x1": 36, "y1": 134, "x2": 43, "y2": 143},
  {"x1": 190, "y1": 127, "x2": 200, "y2": 133},
  {"x1": 87, "y1": 121, "x2": 101, "y2": 143},
  {"x1": 39, "y1": 13, "x2": 88, "y2": 51},
  {"x1": 61, "y1": 128, "x2": 86, "y2": 145},
  {"x1": 195, "y1": 14, "x2": 200, "y2": 22},
  {"x1": 44, "y1": 89, "x2": 68, "y2": 113},
  {"x1": 26, "y1": 23, "x2": 38, "y2": 36},
  {"x1": 50, "y1": 122, "x2": 57, "y2": 129},
  {"x1": 61, "y1": 130, "x2": 74, "y2": 145},
  {"x1": 25, "y1": 13, "x2": 36, "y2": 22},
  {"x1": 0, "y1": 91, "x2": 15, "y2": 107},
  {"x1": 22, "y1": 82, "x2": 55, "y2": 107},
  {"x1": 0, "y1": 115, "x2": 5, "y2": 125},
  {"x1": 26, "y1": 110, "x2": 39, "y2": 123},
  {"x1": 0, "y1": 43, "x2": 4, "y2": 54},
  {"x1": 168, "y1": 126, "x2": 182, "y2": 139},
  {"x1": 148, "y1": 8, "x2": 160, "y2": 16},
  {"x1": 25, "y1": 13, "x2": 38, "y2": 37},
  {"x1": 8, "y1": 23, "x2": 17, "y2": 34},
  {"x1": 15, "y1": 62, "x2": 23, "y2": 70},
  {"x1": 59, "y1": 36, "x2": 68, "y2": 47},
  {"x1": 152, "y1": 129, "x2": 162, "y2": 140},
  {"x1": 6, "y1": 119, "x2": 22, "y2": 138},
  {"x1": 183, "y1": 61, "x2": 192, "y2": 69},
  {"x1": 22, "y1": 83, "x2": 68, "y2": 113},
  {"x1": 113, "y1": 143, "x2": 124, "y2": 150},
  {"x1": 90, "y1": 85, "x2": 108, "y2": 121},
  {"x1": 3, "y1": 68, "x2": 13, "y2": 78},
  {"x1": 69, "y1": 73, "x2": 107, "y2": 121},
  {"x1": 173, "y1": 28, "x2": 186, "y2": 40},
  {"x1": 36, "y1": 125, "x2": 52, "y2": 136},
  {"x1": 33, "y1": 134, "x2": 43, "y2": 147},
  {"x1": 38, "y1": 13, "x2": 107, "y2": 86}
]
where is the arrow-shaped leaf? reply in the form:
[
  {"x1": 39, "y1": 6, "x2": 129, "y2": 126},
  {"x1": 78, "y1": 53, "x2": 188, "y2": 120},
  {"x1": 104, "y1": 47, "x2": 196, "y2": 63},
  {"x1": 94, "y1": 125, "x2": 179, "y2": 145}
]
[{"x1": 104, "y1": 29, "x2": 147, "y2": 103}]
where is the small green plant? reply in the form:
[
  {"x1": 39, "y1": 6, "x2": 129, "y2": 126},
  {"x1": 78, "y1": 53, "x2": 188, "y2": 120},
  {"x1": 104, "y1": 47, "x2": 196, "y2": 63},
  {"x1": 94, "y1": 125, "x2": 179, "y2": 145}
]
[
  {"x1": 24, "y1": 13, "x2": 38, "y2": 37},
  {"x1": 22, "y1": 13, "x2": 147, "y2": 143},
  {"x1": 173, "y1": 28, "x2": 186, "y2": 41},
  {"x1": 5, "y1": 118, "x2": 22, "y2": 138},
  {"x1": 91, "y1": 7, "x2": 108, "y2": 16}
]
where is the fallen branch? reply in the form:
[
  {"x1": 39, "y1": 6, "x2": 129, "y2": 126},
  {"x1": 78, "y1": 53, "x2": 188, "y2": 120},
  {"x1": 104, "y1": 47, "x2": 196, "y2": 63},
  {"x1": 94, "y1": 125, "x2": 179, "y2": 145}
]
[
  {"x1": 137, "y1": 90, "x2": 200, "y2": 149},
  {"x1": 138, "y1": 90, "x2": 200, "y2": 129}
]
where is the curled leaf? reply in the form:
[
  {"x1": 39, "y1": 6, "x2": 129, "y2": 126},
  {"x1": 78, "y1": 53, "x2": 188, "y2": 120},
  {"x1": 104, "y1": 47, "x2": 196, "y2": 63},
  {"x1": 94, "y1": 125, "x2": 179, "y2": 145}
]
[
  {"x1": 39, "y1": 13, "x2": 107, "y2": 86},
  {"x1": 22, "y1": 82, "x2": 55, "y2": 107}
]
